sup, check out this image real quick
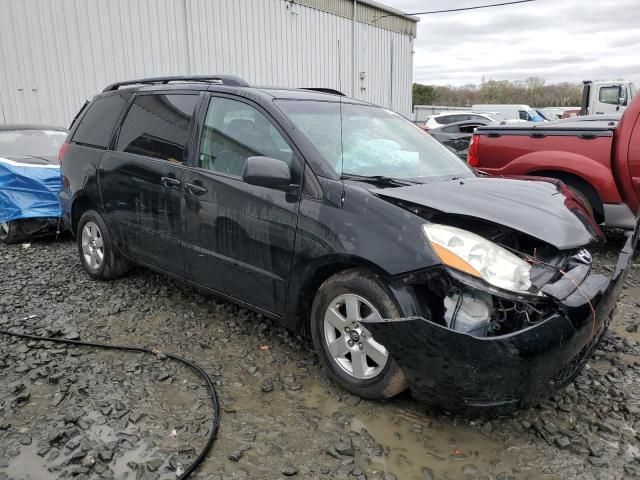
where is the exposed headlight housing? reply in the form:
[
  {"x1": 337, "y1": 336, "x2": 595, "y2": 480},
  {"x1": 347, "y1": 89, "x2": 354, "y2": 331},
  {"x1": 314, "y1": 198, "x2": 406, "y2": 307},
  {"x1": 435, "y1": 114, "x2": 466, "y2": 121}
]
[{"x1": 423, "y1": 224, "x2": 532, "y2": 293}]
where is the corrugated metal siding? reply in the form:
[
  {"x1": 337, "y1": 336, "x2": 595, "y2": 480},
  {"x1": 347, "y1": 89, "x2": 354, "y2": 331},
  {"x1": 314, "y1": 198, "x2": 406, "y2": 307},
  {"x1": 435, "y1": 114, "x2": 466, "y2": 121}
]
[
  {"x1": 0, "y1": 0, "x2": 414, "y2": 126},
  {"x1": 355, "y1": 2, "x2": 416, "y2": 36},
  {"x1": 295, "y1": 0, "x2": 354, "y2": 19},
  {"x1": 295, "y1": 0, "x2": 417, "y2": 36}
]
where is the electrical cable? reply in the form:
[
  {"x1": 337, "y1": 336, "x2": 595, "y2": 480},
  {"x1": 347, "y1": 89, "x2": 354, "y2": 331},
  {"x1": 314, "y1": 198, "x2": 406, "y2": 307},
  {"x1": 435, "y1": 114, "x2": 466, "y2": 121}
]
[
  {"x1": 525, "y1": 255, "x2": 598, "y2": 340},
  {"x1": 0, "y1": 326, "x2": 220, "y2": 479},
  {"x1": 372, "y1": 0, "x2": 536, "y2": 22}
]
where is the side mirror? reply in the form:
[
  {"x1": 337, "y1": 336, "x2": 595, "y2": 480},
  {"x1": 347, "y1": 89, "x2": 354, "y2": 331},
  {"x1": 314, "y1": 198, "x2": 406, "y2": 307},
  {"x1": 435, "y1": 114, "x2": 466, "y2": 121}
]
[
  {"x1": 242, "y1": 156, "x2": 292, "y2": 189},
  {"x1": 618, "y1": 86, "x2": 628, "y2": 106}
]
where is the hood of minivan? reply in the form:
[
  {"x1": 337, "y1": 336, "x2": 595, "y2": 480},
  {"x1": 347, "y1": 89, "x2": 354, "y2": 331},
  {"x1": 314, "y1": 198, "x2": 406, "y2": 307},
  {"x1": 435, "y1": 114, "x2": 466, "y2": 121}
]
[{"x1": 372, "y1": 176, "x2": 604, "y2": 250}]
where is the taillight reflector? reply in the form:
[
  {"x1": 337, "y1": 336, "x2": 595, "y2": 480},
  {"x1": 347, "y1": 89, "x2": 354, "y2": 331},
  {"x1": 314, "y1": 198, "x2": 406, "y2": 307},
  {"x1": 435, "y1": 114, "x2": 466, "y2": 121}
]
[
  {"x1": 57, "y1": 142, "x2": 69, "y2": 165},
  {"x1": 467, "y1": 134, "x2": 480, "y2": 167}
]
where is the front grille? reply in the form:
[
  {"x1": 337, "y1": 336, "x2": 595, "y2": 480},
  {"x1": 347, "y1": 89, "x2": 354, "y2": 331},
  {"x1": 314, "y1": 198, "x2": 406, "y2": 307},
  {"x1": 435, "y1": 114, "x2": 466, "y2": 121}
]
[
  {"x1": 553, "y1": 343, "x2": 589, "y2": 384},
  {"x1": 553, "y1": 313, "x2": 612, "y2": 385}
]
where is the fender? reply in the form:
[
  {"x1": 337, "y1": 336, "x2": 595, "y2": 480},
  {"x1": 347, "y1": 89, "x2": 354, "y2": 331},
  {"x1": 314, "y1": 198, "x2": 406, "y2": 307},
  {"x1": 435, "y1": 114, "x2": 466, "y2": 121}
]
[{"x1": 482, "y1": 150, "x2": 622, "y2": 204}]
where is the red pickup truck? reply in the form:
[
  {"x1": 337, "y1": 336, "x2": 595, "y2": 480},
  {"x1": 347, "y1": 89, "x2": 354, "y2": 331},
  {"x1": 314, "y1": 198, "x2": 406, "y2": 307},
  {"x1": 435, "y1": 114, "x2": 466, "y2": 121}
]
[{"x1": 468, "y1": 96, "x2": 640, "y2": 229}]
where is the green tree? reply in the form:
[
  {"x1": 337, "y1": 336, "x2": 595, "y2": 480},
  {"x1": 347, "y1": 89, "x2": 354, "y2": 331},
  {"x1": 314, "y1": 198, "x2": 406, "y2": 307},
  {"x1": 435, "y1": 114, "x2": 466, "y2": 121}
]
[{"x1": 412, "y1": 83, "x2": 438, "y2": 106}]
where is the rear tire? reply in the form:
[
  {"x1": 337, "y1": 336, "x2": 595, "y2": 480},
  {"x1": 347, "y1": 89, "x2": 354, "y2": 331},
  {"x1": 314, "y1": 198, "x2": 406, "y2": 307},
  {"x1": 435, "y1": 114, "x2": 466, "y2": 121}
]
[
  {"x1": 0, "y1": 221, "x2": 28, "y2": 244},
  {"x1": 310, "y1": 269, "x2": 408, "y2": 400},
  {"x1": 77, "y1": 210, "x2": 129, "y2": 280}
]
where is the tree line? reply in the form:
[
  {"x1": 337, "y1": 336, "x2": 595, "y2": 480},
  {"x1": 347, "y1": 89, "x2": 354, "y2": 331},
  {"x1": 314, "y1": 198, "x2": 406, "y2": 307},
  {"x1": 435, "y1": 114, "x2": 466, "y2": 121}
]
[{"x1": 413, "y1": 77, "x2": 583, "y2": 108}]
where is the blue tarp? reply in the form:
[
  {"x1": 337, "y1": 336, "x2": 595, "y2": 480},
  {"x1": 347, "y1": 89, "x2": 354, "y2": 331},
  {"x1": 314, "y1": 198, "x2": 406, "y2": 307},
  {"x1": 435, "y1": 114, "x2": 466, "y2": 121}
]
[{"x1": 0, "y1": 157, "x2": 62, "y2": 223}]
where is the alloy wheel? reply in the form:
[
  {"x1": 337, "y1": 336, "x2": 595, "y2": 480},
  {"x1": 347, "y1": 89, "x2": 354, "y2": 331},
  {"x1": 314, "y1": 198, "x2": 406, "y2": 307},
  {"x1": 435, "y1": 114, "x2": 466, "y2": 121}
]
[
  {"x1": 323, "y1": 293, "x2": 389, "y2": 380},
  {"x1": 81, "y1": 221, "x2": 104, "y2": 270}
]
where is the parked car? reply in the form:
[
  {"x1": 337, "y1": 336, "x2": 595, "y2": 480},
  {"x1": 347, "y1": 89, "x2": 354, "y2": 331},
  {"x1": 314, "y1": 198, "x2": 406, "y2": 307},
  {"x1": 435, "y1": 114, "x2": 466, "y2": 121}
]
[
  {"x1": 59, "y1": 75, "x2": 637, "y2": 415},
  {"x1": 421, "y1": 111, "x2": 503, "y2": 130},
  {"x1": 472, "y1": 104, "x2": 545, "y2": 122},
  {"x1": 0, "y1": 124, "x2": 67, "y2": 244},
  {"x1": 427, "y1": 118, "x2": 494, "y2": 159},
  {"x1": 537, "y1": 107, "x2": 565, "y2": 121},
  {"x1": 468, "y1": 94, "x2": 640, "y2": 229}
]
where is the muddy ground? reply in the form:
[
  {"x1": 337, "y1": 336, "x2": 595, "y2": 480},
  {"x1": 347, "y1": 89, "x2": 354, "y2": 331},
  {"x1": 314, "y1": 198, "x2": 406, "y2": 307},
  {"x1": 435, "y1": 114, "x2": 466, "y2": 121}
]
[{"x1": 1, "y1": 233, "x2": 639, "y2": 480}]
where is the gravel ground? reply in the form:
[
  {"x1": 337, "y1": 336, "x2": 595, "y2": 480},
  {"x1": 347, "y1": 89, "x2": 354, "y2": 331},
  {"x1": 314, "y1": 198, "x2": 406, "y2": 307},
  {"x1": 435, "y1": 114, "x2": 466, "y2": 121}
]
[{"x1": 1, "y1": 233, "x2": 639, "y2": 480}]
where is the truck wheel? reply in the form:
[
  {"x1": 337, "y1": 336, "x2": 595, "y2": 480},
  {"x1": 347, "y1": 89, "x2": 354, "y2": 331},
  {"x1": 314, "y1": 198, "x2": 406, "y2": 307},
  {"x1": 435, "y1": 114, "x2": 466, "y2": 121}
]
[
  {"x1": 567, "y1": 186, "x2": 594, "y2": 217},
  {"x1": 0, "y1": 221, "x2": 28, "y2": 245},
  {"x1": 310, "y1": 269, "x2": 408, "y2": 400},
  {"x1": 77, "y1": 210, "x2": 129, "y2": 280}
]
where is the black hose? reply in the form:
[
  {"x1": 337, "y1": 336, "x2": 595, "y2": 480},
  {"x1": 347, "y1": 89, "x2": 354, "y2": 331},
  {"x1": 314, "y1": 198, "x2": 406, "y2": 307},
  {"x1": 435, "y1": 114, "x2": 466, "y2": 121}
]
[{"x1": 0, "y1": 328, "x2": 220, "y2": 479}]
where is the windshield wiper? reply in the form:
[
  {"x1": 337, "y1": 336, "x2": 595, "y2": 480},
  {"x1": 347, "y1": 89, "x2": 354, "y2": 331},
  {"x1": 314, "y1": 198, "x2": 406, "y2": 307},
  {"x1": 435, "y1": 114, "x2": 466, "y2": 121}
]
[{"x1": 340, "y1": 173, "x2": 420, "y2": 187}]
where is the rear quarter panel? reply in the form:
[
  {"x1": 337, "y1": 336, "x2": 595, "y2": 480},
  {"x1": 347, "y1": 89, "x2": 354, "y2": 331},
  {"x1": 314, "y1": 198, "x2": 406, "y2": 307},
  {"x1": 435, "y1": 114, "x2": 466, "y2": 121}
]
[{"x1": 60, "y1": 144, "x2": 105, "y2": 232}]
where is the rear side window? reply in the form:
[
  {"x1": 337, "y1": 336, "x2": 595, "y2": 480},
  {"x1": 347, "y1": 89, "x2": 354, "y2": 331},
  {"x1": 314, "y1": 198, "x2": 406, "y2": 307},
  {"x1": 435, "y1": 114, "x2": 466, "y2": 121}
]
[
  {"x1": 117, "y1": 94, "x2": 199, "y2": 163},
  {"x1": 72, "y1": 93, "x2": 129, "y2": 148}
]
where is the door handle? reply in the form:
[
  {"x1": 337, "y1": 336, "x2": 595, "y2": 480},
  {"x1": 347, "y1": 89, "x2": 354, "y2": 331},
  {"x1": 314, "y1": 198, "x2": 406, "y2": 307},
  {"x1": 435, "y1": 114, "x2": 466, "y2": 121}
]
[
  {"x1": 161, "y1": 176, "x2": 181, "y2": 188},
  {"x1": 185, "y1": 183, "x2": 208, "y2": 196}
]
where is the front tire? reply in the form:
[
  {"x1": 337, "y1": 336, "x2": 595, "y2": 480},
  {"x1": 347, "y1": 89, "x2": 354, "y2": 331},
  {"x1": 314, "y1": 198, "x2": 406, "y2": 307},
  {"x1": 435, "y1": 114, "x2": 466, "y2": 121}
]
[
  {"x1": 310, "y1": 269, "x2": 408, "y2": 400},
  {"x1": 77, "y1": 210, "x2": 129, "y2": 280},
  {"x1": 0, "y1": 221, "x2": 28, "y2": 244}
]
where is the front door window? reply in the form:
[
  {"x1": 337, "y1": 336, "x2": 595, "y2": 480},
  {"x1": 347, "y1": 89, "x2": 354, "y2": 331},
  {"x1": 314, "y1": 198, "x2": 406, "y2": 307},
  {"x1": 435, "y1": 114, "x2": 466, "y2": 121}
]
[{"x1": 198, "y1": 97, "x2": 293, "y2": 176}]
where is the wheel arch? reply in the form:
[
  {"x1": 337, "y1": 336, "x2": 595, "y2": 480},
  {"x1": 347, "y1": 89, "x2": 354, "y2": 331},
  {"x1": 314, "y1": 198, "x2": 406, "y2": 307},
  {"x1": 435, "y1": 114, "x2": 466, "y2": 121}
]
[
  {"x1": 71, "y1": 195, "x2": 99, "y2": 237},
  {"x1": 288, "y1": 256, "x2": 424, "y2": 336}
]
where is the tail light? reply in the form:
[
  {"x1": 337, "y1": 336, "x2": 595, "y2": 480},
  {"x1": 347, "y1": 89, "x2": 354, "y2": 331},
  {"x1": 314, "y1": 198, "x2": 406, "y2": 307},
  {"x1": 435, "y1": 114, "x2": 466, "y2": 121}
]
[
  {"x1": 57, "y1": 142, "x2": 69, "y2": 165},
  {"x1": 467, "y1": 134, "x2": 480, "y2": 166}
]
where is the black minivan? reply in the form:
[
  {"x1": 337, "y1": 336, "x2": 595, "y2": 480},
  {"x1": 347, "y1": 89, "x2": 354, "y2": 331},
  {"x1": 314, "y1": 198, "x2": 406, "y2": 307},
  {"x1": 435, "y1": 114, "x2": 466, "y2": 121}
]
[{"x1": 59, "y1": 76, "x2": 637, "y2": 415}]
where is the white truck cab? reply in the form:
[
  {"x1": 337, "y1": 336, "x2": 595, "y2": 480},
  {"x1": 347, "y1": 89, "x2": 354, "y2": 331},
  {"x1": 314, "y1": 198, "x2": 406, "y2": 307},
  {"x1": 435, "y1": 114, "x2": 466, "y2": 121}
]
[{"x1": 580, "y1": 80, "x2": 636, "y2": 115}]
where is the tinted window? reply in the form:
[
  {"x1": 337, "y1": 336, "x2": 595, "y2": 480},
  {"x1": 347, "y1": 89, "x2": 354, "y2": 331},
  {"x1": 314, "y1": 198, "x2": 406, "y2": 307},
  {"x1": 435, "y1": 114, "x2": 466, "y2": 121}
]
[
  {"x1": 198, "y1": 97, "x2": 293, "y2": 176},
  {"x1": 438, "y1": 115, "x2": 460, "y2": 125},
  {"x1": 73, "y1": 93, "x2": 129, "y2": 148},
  {"x1": 459, "y1": 124, "x2": 480, "y2": 133},
  {"x1": 518, "y1": 110, "x2": 532, "y2": 121},
  {"x1": 440, "y1": 125, "x2": 460, "y2": 133},
  {"x1": 117, "y1": 94, "x2": 199, "y2": 163}
]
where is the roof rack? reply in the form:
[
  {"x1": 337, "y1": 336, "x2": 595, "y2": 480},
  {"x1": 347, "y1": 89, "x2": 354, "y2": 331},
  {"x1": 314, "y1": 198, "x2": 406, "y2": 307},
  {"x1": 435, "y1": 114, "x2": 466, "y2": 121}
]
[
  {"x1": 302, "y1": 87, "x2": 345, "y2": 96},
  {"x1": 102, "y1": 75, "x2": 250, "y2": 92}
]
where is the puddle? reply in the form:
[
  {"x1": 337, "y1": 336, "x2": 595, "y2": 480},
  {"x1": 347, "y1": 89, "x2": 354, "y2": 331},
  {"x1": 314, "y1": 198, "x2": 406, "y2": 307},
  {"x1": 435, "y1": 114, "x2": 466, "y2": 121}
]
[
  {"x1": 305, "y1": 384, "x2": 549, "y2": 480},
  {"x1": 5, "y1": 446, "x2": 51, "y2": 479}
]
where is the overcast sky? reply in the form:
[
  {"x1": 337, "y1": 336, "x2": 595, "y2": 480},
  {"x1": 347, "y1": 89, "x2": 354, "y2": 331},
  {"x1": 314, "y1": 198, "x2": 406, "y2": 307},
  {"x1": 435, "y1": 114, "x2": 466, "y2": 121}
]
[{"x1": 383, "y1": 0, "x2": 640, "y2": 86}]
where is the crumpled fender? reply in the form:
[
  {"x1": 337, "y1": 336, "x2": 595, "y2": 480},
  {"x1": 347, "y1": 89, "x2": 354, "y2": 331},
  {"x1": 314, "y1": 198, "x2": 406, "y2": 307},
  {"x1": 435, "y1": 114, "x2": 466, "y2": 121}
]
[
  {"x1": 0, "y1": 157, "x2": 62, "y2": 223},
  {"x1": 362, "y1": 226, "x2": 637, "y2": 416}
]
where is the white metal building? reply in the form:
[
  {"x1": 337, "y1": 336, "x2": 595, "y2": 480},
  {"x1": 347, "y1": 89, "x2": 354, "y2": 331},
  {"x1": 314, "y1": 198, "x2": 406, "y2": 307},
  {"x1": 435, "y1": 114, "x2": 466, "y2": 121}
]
[{"x1": 0, "y1": 0, "x2": 418, "y2": 127}]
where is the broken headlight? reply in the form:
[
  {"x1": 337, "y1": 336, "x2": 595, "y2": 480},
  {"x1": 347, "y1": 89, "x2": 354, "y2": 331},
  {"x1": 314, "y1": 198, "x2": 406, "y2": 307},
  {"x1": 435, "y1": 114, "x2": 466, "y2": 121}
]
[{"x1": 422, "y1": 224, "x2": 532, "y2": 293}]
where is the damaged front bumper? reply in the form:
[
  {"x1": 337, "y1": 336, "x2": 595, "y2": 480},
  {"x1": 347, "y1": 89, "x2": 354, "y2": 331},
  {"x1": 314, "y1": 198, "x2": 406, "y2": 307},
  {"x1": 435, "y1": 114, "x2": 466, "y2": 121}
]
[{"x1": 363, "y1": 226, "x2": 638, "y2": 416}]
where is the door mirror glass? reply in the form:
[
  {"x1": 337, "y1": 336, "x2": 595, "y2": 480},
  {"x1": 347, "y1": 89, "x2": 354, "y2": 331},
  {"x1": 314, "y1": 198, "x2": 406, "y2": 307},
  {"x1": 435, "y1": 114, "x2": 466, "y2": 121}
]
[
  {"x1": 619, "y1": 86, "x2": 628, "y2": 106},
  {"x1": 242, "y1": 156, "x2": 292, "y2": 188}
]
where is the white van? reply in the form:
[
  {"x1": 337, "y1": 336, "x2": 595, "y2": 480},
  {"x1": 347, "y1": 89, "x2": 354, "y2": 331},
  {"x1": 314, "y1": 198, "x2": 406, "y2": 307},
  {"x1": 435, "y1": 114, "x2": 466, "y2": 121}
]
[{"x1": 472, "y1": 104, "x2": 545, "y2": 122}]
